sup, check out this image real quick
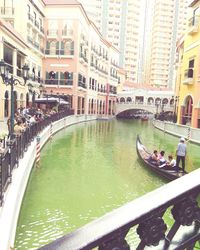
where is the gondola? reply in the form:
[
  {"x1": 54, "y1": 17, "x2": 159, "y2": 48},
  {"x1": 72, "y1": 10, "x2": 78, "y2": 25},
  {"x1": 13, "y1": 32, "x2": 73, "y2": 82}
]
[{"x1": 136, "y1": 135, "x2": 187, "y2": 181}]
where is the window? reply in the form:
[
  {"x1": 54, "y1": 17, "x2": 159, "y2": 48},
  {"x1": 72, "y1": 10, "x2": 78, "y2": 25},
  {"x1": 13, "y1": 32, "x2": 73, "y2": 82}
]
[{"x1": 189, "y1": 59, "x2": 194, "y2": 68}]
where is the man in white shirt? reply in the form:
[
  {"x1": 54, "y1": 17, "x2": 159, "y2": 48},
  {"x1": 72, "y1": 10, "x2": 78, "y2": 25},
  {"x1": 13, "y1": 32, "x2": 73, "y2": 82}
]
[{"x1": 176, "y1": 137, "x2": 187, "y2": 172}]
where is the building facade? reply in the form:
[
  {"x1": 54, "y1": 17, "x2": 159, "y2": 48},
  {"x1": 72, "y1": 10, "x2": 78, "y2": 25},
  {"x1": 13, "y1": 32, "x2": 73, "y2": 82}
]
[
  {"x1": 176, "y1": 0, "x2": 200, "y2": 128},
  {"x1": 80, "y1": 0, "x2": 190, "y2": 89},
  {"x1": 79, "y1": 0, "x2": 141, "y2": 83},
  {"x1": 0, "y1": 0, "x2": 120, "y2": 121},
  {"x1": 145, "y1": 0, "x2": 189, "y2": 89}
]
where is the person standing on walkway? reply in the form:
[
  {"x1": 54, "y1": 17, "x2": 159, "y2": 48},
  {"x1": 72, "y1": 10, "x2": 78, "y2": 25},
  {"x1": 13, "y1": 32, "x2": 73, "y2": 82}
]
[{"x1": 176, "y1": 137, "x2": 187, "y2": 172}]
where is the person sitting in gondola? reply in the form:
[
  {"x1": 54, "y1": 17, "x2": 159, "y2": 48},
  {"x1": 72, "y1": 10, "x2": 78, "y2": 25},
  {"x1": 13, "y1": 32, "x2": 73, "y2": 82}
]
[
  {"x1": 158, "y1": 150, "x2": 166, "y2": 165},
  {"x1": 148, "y1": 150, "x2": 159, "y2": 164},
  {"x1": 159, "y1": 155, "x2": 176, "y2": 169},
  {"x1": 166, "y1": 155, "x2": 176, "y2": 168}
]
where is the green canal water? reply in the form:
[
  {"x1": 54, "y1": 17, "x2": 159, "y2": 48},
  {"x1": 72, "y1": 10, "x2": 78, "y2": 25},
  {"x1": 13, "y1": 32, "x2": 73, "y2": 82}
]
[{"x1": 15, "y1": 119, "x2": 200, "y2": 249}]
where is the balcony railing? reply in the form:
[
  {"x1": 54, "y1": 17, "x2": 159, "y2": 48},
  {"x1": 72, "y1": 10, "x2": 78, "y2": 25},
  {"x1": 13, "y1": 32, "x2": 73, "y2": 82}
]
[
  {"x1": 45, "y1": 79, "x2": 59, "y2": 85},
  {"x1": 59, "y1": 79, "x2": 73, "y2": 86},
  {"x1": 183, "y1": 68, "x2": 194, "y2": 84},
  {"x1": 78, "y1": 82, "x2": 87, "y2": 89},
  {"x1": 62, "y1": 29, "x2": 73, "y2": 36},
  {"x1": 28, "y1": 13, "x2": 34, "y2": 23},
  {"x1": 45, "y1": 49, "x2": 74, "y2": 56},
  {"x1": 188, "y1": 15, "x2": 199, "y2": 34},
  {"x1": 47, "y1": 29, "x2": 58, "y2": 37}
]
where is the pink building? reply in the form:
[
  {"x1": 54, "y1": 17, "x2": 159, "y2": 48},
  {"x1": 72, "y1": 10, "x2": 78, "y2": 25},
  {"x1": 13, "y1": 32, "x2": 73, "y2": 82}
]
[{"x1": 43, "y1": 0, "x2": 120, "y2": 116}]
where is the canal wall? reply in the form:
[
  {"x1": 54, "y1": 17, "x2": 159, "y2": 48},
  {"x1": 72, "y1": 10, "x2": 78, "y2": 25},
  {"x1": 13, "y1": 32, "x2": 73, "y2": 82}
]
[
  {"x1": 0, "y1": 115, "x2": 97, "y2": 250},
  {"x1": 153, "y1": 119, "x2": 200, "y2": 145}
]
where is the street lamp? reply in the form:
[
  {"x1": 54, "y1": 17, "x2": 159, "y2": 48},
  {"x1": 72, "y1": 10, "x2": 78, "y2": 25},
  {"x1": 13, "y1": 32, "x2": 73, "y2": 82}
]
[
  {"x1": 57, "y1": 92, "x2": 60, "y2": 104},
  {"x1": 155, "y1": 100, "x2": 160, "y2": 119},
  {"x1": 0, "y1": 59, "x2": 29, "y2": 139},
  {"x1": 172, "y1": 96, "x2": 179, "y2": 123}
]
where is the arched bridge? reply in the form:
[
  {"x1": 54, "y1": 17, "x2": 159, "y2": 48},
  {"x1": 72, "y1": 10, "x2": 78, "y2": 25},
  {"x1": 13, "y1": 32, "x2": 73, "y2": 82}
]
[
  {"x1": 116, "y1": 89, "x2": 175, "y2": 115},
  {"x1": 116, "y1": 102, "x2": 174, "y2": 115}
]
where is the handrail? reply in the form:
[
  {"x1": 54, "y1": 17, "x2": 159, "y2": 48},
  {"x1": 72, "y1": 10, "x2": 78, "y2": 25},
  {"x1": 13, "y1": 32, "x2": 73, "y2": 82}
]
[{"x1": 38, "y1": 169, "x2": 200, "y2": 249}]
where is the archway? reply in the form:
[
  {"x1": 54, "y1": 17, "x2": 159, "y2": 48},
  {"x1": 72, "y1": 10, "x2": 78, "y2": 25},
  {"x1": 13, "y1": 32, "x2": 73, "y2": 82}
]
[
  {"x1": 127, "y1": 97, "x2": 132, "y2": 102},
  {"x1": 147, "y1": 97, "x2": 154, "y2": 104},
  {"x1": 120, "y1": 97, "x2": 125, "y2": 103},
  {"x1": 181, "y1": 95, "x2": 193, "y2": 125}
]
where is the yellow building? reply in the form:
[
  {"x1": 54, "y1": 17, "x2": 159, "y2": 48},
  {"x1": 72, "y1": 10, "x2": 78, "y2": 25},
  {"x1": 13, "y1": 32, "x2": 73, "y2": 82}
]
[{"x1": 176, "y1": 0, "x2": 200, "y2": 128}]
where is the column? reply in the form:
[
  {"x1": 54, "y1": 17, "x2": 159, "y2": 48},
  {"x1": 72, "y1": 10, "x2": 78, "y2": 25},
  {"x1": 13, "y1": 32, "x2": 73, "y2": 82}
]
[
  {"x1": 192, "y1": 107, "x2": 200, "y2": 128},
  {"x1": 13, "y1": 49, "x2": 17, "y2": 75}
]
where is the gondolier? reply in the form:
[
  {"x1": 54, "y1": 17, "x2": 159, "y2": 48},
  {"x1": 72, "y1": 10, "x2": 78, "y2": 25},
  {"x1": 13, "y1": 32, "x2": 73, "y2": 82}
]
[{"x1": 176, "y1": 137, "x2": 187, "y2": 172}]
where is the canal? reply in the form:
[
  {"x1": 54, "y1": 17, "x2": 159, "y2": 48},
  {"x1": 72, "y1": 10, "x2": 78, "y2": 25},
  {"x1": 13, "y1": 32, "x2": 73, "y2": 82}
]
[{"x1": 15, "y1": 119, "x2": 200, "y2": 249}]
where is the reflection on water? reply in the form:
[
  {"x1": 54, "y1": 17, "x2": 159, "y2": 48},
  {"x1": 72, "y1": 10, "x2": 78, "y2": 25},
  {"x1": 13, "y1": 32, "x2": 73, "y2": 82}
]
[{"x1": 15, "y1": 119, "x2": 200, "y2": 249}]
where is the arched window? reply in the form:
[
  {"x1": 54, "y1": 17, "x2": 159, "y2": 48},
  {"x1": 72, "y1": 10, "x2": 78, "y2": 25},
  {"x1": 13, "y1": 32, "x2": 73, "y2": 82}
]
[
  {"x1": 162, "y1": 98, "x2": 168, "y2": 105},
  {"x1": 147, "y1": 97, "x2": 154, "y2": 104},
  {"x1": 120, "y1": 97, "x2": 125, "y2": 103},
  {"x1": 127, "y1": 97, "x2": 132, "y2": 102}
]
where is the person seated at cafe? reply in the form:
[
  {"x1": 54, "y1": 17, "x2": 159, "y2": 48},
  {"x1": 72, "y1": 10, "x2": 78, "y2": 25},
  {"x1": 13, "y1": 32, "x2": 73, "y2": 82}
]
[{"x1": 14, "y1": 120, "x2": 25, "y2": 135}]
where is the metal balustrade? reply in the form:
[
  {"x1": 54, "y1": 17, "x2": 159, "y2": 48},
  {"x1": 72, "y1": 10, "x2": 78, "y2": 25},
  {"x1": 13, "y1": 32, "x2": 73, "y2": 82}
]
[
  {"x1": 0, "y1": 110, "x2": 74, "y2": 206},
  {"x1": 38, "y1": 169, "x2": 200, "y2": 250}
]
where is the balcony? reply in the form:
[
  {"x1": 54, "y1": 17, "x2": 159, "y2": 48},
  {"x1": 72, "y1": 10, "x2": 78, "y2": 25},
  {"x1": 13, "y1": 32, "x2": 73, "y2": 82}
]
[
  {"x1": 62, "y1": 29, "x2": 73, "y2": 38},
  {"x1": 47, "y1": 29, "x2": 58, "y2": 38},
  {"x1": 45, "y1": 79, "x2": 59, "y2": 85},
  {"x1": 59, "y1": 79, "x2": 73, "y2": 86},
  {"x1": 28, "y1": 13, "x2": 34, "y2": 23},
  {"x1": 45, "y1": 49, "x2": 74, "y2": 56},
  {"x1": 78, "y1": 82, "x2": 87, "y2": 89},
  {"x1": 183, "y1": 68, "x2": 194, "y2": 85},
  {"x1": 188, "y1": 16, "x2": 199, "y2": 34},
  {"x1": 1, "y1": 7, "x2": 14, "y2": 17}
]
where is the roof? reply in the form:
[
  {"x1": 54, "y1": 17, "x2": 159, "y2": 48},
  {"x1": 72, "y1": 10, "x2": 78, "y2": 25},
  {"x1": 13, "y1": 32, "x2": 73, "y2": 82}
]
[
  {"x1": 189, "y1": 0, "x2": 199, "y2": 7},
  {"x1": 43, "y1": 0, "x2": 80, "y2": 5}
]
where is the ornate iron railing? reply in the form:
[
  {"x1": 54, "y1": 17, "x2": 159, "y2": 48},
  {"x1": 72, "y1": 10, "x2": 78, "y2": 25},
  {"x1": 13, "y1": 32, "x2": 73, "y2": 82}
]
[
  {"x1": 38, "y1": 169, "x2": 200, "y2": 249},
  {"x1": 0, "y1": 110, "x2": 74, "y2": 206}
]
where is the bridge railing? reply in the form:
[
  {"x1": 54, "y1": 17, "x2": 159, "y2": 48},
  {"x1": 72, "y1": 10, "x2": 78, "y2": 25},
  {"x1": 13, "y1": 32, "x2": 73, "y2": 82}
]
[{"x1": 38, "y1": 168, "x2": 200, "y2": 250}]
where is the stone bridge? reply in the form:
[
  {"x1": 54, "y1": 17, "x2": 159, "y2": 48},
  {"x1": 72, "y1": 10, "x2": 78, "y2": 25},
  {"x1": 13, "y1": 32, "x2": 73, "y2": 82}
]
[
  {"x1": 116, "y1": 88, "x2": 175, "y2": 115},
  {"x1": 116, "y1": 102, "x2": 174, "y2": 115}
]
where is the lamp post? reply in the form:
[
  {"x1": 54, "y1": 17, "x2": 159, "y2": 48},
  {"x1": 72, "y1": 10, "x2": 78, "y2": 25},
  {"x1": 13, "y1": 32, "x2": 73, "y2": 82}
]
[
  {"x1": 57, "y1": 92, "x2": 60, "y2": 104},
  {"x1": 155, "y1": 100, "x2": 160, "y2": 119},
  {"x1": 172, "y1": 96, "x2": 179, "y2": 123},
  {"x1": 0, "y1": 59, "x2": 29, "y2": 139}
]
